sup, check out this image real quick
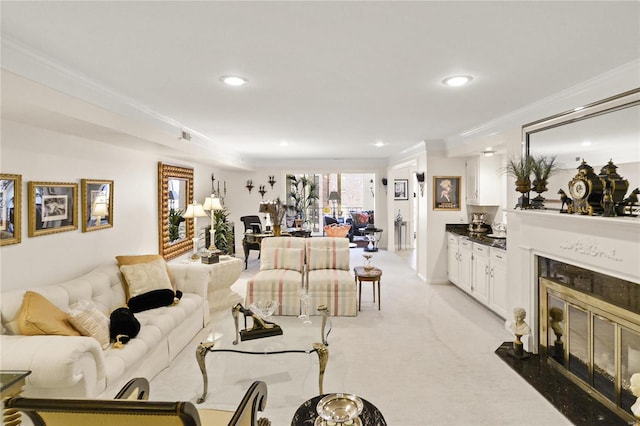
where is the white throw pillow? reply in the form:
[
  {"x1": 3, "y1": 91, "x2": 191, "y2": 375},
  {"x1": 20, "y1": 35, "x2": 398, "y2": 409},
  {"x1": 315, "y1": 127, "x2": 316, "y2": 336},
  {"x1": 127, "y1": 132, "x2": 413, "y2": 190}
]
[
  {"x1": 119, "y1": 259, "x2": 173, "y2": 299},
  {"x1": 67, "y1": 299, "x2": 110, "y2": 349}
]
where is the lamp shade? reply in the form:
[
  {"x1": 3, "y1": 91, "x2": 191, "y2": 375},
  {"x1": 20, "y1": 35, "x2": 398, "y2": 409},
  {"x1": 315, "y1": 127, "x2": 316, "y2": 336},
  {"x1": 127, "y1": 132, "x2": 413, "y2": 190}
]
[
  {"x1": 182, "y1": 201, "x2": 207, "y2": 218},
  {"x1": 328, "y1": 191, "x2": 341, "y2": 201},
  {"x1": 203, "y1": 196, "x2": 223, "y2": 211},
  {"x1": 91, "y1": 193, "x2": 109, "y2": 217}
]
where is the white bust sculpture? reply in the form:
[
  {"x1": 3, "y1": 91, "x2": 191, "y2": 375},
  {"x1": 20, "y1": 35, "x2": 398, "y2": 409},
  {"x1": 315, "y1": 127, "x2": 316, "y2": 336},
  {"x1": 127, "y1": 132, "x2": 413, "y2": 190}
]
[
  {"x1": 630, "y1": 373, "x2": 640, "y2": 418},
  {"x1": 506, "y1": 307, "x2": 531, "y2": 342}
]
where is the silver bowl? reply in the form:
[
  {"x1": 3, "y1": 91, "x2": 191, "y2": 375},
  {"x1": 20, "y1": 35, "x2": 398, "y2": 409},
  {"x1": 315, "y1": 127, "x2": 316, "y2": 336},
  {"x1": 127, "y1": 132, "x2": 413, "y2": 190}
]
[{"x1": 316, "y1": 393, "x2": 363, "y2": 423}]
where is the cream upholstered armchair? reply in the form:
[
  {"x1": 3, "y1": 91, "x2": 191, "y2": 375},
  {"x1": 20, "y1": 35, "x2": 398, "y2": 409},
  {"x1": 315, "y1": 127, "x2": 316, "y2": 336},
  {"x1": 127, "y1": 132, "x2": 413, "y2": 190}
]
[
  {"x1": 245, "y1": 236, "x2": 306, "y2": 315},
  {"x1": 305, "y1": 237, "x2": 357, "y2": 316},
  {"x1": 5, "y1": 377, "x2": 270, "y2": 426}
]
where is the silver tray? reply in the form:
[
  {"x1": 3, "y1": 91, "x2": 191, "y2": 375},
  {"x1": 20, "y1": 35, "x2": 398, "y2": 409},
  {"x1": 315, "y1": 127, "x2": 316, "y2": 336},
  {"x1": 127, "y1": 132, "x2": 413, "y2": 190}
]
[{"x1": 316, "y1": 393, "x2": 364, "y2": 423}]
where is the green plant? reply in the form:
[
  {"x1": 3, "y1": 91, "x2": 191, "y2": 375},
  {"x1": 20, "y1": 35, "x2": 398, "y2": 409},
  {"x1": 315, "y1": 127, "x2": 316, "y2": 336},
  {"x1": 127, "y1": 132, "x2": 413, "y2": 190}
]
[
  {"x1": 503, "y1": 156, "x2": 534, "y2": 182},
  {"x1": 213, "y1": 206, "x2": 232, "y2": 253},
  {"x1": 287, "y1": 174, "x2": 319, "y2": 221},
  {"x1": 531, "y1": 155, "x2": 562, "y2": 182},
  {"x1": 168, "y1": 208, "x2": 184, "y2": 242}
]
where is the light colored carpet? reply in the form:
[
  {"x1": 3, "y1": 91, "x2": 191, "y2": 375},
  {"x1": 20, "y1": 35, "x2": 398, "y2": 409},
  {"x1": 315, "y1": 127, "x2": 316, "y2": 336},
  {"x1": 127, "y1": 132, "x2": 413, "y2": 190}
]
[{"x1": 150, "y1": 248, "x2": 571, "y2": 426}]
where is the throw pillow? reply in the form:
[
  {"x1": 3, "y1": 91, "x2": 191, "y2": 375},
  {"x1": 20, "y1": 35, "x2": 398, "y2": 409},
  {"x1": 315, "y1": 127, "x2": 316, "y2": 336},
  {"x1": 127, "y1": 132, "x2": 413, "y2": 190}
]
[
  {"x1": 115, "y1": 254, "x2": 174, "y2": 300},
  {"x1": 17, "y1": 291, "x2": 81, "y2": 336},
  {"x1": 260, "y1": 247, "x2": 304, "y2": 272},
  {"x1": 109, "y1": 307, "x2": 140, "y2": 341},
  {"x1": 119, "y1": 259, "x2": 173, "y2": 300},
  {"x1": 67, "y1": 299, "x2": 110, "y2": 349},
  {"x1": 128, "y1": 288, "x2": 181, "y2": 313},
  {"x1": 307, "y1": 247, "x2": 350, "y2": 271}
]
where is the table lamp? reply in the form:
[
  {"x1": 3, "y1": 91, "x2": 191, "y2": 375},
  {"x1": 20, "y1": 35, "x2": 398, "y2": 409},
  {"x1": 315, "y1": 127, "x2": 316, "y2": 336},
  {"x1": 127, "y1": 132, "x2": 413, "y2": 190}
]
[
  {"x1": 183, "y1": 201, "x2": 208, "y2": 259},
  {"x1": 203, "y1": 196, "x2": 223, "y2": 251},
  {"x1": 91, "y1": 192, "x2": 109, "y2": 226}
]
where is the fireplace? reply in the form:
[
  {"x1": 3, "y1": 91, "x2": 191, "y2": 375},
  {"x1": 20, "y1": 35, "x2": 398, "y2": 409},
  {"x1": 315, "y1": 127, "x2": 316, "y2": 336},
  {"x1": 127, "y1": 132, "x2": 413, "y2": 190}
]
[
  {"x1": 506, "y1": 209, "x2": 640, "y2": 423},
  {"x1": 538, "y1": 256, "x2": 640, "y2": 421}
]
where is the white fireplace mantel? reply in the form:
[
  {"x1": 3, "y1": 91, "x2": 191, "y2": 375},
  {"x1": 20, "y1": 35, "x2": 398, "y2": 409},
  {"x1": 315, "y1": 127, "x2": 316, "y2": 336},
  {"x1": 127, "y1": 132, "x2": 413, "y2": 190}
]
[{"x1": 505, "y1": 209, "x2": 639, "y2": 352}]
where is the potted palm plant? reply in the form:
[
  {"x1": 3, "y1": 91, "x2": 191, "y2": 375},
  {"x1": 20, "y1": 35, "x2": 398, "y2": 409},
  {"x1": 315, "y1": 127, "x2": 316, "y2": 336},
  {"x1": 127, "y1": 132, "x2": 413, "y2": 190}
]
[
  {"x1": 504, "y1": 156, "x2": 534, "y2": 209},
  {"x1": 530, "y1": 155, "x2": 562, "y2": 208},
  {"x1": 287, "y1": 174, "x2": 319, "y2": 225}
]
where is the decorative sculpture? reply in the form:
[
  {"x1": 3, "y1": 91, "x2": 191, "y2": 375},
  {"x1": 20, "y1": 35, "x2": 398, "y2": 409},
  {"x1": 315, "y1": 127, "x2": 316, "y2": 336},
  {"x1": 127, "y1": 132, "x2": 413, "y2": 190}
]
[
  {"x1": 630, "y1": 373, "x2": 640, "y2": 420},
  {"x1": 558, "y1": 189, "x2": 573, "y2": 213},
  {"x1": 232, "y1": 303, "x2": 282, "y2": 344},
  {"x1": 505, "y1": 307, "x2": 531, "y2": 359}
]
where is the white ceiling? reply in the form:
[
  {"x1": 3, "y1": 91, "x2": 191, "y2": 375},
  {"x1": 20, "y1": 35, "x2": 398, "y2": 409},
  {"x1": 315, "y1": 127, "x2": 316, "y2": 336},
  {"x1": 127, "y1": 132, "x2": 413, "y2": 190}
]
[{"x1": 1, "y1": 1, "x2": 639, "y2": 165}]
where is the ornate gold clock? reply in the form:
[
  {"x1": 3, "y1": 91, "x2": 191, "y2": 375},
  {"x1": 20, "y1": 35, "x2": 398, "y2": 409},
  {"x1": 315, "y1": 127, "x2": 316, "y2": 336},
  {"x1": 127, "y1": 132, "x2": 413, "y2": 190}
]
[{"x1": 567, "y1": 160, "x2": 604, "y2": 215}]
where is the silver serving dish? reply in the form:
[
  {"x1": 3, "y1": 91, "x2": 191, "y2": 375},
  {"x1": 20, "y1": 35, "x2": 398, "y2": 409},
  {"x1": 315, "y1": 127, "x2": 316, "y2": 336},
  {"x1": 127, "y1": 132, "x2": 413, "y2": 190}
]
[{"x1": 316, "y1": 393, "x2": 364, "y2": 424}]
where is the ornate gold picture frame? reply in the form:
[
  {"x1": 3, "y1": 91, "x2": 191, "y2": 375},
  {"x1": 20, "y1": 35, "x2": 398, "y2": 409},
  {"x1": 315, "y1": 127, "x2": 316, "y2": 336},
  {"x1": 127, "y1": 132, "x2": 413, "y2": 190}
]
[
  {"x1": 81, "y1": 179, "x2": 114, "y2": 232},
  {"x1": 28, "y1": 181, "x2": 78, "y2": 237},
  {"x1": 0, "y1": 173, "x2": 22, "y2": 246},
  {"x1": 433, "y1": 176, "x2": 461, "y2": 211}
]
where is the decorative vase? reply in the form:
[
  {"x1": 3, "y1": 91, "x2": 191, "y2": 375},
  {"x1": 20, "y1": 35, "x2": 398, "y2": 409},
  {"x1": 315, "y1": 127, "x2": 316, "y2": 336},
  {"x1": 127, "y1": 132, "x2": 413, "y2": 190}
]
[
  {"x1": 531, "y1": 179, "x2": 548, "y2": 209},
  {"x1": 514, "y1": 179, "x2": 531, "y2": 209},
  {"x1": 273, "y1": 225, "x2": 281, "y2": 236}
]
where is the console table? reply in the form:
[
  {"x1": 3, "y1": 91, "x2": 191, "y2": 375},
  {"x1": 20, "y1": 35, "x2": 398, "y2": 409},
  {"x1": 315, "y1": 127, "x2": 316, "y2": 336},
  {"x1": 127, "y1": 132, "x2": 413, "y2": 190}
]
[{"x1": 175, "y1": 256, "x2": 243, "y2": 318}]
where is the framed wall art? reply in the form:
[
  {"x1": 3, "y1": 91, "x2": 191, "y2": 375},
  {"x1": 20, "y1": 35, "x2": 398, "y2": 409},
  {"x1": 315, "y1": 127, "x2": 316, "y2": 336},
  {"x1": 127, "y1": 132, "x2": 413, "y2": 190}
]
[
  {"x1": 81, "y1": 179, "x2": 114, "y2": 232},
  {"x1": 394, "y1": 179, "x2": 409, "y2": 200},
  {"x1": 433, "y1": 176, "x2": 461, "y2": 211},
  {"x1": 28, "y1": 181, "x2": 78, "y2": 237},
  {"x1": 0, "y1": 173, "x2": 22, "y2": 246}
]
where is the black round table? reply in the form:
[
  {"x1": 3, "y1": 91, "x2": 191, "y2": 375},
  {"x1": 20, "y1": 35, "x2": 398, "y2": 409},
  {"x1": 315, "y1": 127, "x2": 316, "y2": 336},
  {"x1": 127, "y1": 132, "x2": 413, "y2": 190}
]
[{"x1": 291, "y1": 394, "x2": 387, "y2": 426}]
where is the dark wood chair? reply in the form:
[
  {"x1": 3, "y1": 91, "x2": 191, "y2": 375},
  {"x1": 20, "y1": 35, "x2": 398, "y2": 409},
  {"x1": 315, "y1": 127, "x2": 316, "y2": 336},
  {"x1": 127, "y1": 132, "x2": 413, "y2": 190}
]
[
  {"x1": 240, "y1": 215, "x2": 263, "y2": 269},
  {"x1": 5, "y1": 378, "x2": 270, "y2": 426}
]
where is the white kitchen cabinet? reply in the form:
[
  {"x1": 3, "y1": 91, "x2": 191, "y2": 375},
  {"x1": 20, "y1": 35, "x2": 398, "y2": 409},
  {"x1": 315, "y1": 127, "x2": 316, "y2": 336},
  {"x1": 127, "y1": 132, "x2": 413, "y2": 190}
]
[
  {"x1": 446, "y1": 233, "x2": 472, "y2": 293},
  {"x1": 447, "y1": 232, "x2": 508, "y2": 319},
  {"x1": 472, "y1": 244, "x2": 490, "y2": 305},
  {"x1": 489, "y1": 247, "x2": 508, "y2": 318},
  {"x1": 466, "y1": 156, "x2": 502, "y2": 205}
]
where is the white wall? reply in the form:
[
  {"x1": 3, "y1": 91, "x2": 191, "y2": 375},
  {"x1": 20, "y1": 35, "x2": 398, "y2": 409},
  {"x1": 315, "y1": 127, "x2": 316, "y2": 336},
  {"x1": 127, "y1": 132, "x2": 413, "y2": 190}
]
[{"x1": 0, "y1": 119, "x2": 200, "y2": 290}]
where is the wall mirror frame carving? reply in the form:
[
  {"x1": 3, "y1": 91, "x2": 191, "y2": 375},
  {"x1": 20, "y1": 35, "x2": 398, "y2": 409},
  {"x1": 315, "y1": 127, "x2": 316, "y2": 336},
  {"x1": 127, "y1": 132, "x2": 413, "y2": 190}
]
[{"x1": 158, "y1": 162, "x2": 194, "y2": 260}]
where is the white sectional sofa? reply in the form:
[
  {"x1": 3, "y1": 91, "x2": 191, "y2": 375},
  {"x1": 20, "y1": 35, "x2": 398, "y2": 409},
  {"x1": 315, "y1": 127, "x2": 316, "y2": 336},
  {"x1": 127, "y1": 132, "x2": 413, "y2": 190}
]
[{"x1": 0, "y1": 261, "x2": 212, "y2": 399}]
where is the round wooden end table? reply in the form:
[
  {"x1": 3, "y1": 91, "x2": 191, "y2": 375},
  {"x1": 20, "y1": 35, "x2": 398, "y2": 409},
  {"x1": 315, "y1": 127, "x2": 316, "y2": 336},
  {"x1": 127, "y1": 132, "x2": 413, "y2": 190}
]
[{"x1": 353, "y1": 266, "x2": 383, "y2": 311}]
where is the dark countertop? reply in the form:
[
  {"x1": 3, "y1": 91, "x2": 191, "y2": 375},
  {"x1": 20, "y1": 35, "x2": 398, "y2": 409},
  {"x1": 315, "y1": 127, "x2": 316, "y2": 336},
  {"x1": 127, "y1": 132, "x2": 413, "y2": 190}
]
[{"x1": 446, "y1": 223, "x2": 506, "y2": 250}]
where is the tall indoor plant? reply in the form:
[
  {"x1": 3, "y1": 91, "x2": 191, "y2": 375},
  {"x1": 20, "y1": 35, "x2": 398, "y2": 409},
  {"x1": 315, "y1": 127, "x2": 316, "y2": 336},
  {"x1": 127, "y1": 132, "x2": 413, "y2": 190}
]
[{"x1": 287, "y1": 174, "x2": 319, "y2": 224}]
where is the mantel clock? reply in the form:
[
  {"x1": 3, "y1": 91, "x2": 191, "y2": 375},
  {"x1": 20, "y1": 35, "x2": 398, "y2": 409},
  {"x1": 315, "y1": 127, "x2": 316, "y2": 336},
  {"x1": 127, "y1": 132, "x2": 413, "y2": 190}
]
[{"x1": 567, "y1": 160, "x2": 604, "y2": 215}]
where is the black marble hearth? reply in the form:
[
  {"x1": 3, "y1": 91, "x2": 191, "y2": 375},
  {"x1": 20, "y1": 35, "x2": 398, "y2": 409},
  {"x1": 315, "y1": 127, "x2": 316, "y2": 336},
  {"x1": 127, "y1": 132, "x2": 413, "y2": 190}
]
[{"x1": 495, "y1": 342, "x2": 631, "y2": 426}]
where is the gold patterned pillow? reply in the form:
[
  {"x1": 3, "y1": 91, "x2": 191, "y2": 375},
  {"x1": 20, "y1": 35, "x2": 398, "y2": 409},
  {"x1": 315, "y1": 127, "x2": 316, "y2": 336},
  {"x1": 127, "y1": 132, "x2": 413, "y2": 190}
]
[{"x1": 17, "y1": 291, "x2": 80, "y2": 336}]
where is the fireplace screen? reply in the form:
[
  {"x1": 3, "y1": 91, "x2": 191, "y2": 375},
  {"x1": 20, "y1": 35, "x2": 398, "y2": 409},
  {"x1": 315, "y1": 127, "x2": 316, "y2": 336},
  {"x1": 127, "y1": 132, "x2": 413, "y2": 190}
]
[{"x1": 539, "y1": 260, "x2": 640, "y2": 421}]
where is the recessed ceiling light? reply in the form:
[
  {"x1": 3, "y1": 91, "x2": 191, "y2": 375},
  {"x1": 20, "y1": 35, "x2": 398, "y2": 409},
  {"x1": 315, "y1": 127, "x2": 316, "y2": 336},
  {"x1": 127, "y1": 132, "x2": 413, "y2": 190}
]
[
  {"x1": 220, "y1": 75, "x2": 248, "y2": 86},
  {"x1": 279, "y1": 140, "x2": 289, "y2": 147},
  {"x1": 442, "y1": 75, "x2": 473, "y2": 87},
  {"x1": 374, "y1": 141, "x2": 384, "y2": 147}
]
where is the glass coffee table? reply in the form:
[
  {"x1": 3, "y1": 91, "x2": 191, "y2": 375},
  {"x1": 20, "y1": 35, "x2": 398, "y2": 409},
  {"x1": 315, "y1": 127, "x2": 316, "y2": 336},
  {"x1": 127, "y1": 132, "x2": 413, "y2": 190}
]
[{"x1": 195, "y1": 303, "x2": 331, "y2": 404}]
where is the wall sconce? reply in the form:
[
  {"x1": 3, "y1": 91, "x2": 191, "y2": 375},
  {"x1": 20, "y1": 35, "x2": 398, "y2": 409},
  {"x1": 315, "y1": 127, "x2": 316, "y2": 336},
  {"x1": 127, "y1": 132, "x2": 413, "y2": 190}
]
[
  {"x1": 268, "y1": 175, "x2": 276, "y2": 188},
  {"x1": 258, "y1": 185, "x2": 267, "y2": 199},
  {"x1": 246, "y1": 180, "x2": 254, "y2": 193},
  {"x1": 415, "y1": 172, "x2": 425, "y2": 197},
  {"x1": 381, "y1": 177, "x2": 388, "y2": 193}
]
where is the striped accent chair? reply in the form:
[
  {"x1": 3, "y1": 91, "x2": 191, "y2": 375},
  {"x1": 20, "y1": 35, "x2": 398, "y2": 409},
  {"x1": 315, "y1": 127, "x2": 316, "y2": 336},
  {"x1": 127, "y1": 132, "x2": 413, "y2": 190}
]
[
  {"x1": 245, "y1": 237, "x2": 306, "y2": 316},
  {"x1": 306, "y1": 237, "x2": 357, "y2": 316}
]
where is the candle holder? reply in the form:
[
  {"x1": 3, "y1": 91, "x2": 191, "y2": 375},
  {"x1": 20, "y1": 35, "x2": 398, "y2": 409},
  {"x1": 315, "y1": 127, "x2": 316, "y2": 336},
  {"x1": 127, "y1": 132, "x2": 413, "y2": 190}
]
[{"x1": 246, "y1": 180, "x2": 254, "y2": 193}]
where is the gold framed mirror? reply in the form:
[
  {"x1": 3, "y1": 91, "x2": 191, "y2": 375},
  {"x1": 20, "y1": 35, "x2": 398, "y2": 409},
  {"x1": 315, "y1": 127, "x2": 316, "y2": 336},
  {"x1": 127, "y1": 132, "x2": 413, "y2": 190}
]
[
  {"x1": 158, "y1": 162, "x2": 194, "y2": 260},
  {"x1": 0, "y1": 173, "x2": 22, "y2": 246}
]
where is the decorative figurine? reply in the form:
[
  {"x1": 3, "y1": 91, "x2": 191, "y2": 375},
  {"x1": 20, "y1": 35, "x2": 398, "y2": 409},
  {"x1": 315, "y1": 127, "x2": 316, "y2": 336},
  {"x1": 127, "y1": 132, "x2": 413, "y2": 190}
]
[
  {"x1": 549, "y1": 307, "x2": 565, "y2": 362},
  {"x1": 232, "y1": 303, "x2": 282, "y2": 344},
  {"x1": 631, "y1": 373, "x2": 640, "y2": 420},
  {"x1": 558, "y1": 189, "x2": 573, "y2": 213},
  {"x1": 505, "y1": 307, "x2": 531, "y2": 359},
  {"x1": 618, "y1": 187, "x2": 639, "y2": 217}
]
